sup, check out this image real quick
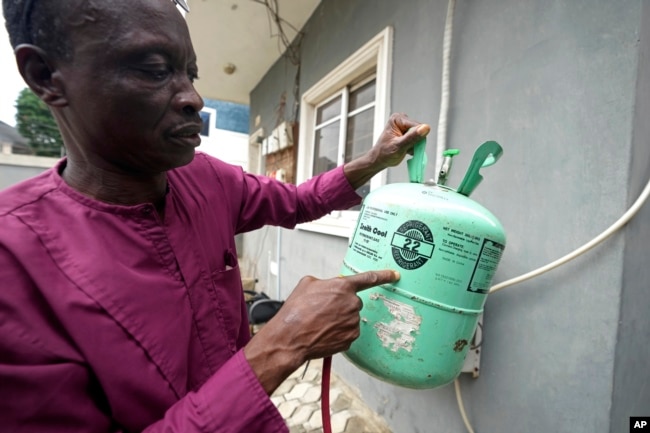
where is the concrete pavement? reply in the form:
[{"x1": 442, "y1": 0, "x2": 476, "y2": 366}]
[{"x1": 271, "y1": 358, "x2": 393, "y2": 433}]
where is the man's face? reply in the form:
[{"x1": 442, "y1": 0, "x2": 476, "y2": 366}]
[{"x1": 57, "y1": 0, "x2": 204, "y2": 174}]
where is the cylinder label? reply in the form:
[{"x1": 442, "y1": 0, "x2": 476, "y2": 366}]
[
  {"x1": 467, "y1": 239, "x2": 505, "y2": 293},
  {"x1": 390, "y1": 220, "x2": 435, "y2": 270},
  {"x1": 348, "y1": 203, "x2": 503, "y2": 294}
]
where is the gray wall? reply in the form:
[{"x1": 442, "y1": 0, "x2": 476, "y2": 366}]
[
  {"x1": 247, "y1": 1, "x2": 650, "y2": 432},
  {"x1": 612, "y1": 2, "x2": 650, "y2": 432}
]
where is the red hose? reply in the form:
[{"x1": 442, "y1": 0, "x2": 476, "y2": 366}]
[{"x1": 321, "y1": 356, "x2": 332, "y2": 433}]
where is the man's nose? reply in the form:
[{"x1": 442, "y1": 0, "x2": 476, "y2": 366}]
[{"x1": 175, "y1": 79, "x2": 204, "y2": 116}]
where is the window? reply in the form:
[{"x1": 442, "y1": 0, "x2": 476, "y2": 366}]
[
  {"x1": 199, "y1": 108, "x2": 216, "y2": 137},
  {"x1": 297, "y1": 27, "x2": 393, "y2": 237},
  {"x1": 313, "y1": 76, "x2": 376, "y2": 209}
]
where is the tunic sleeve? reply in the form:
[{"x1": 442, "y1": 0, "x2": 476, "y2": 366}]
[
  {"x1": 197, "y1": 153, "x2": 362, "y2": 233},
  {"x1": 143, "y1": 351, "x2": 287, "y2": 433}
]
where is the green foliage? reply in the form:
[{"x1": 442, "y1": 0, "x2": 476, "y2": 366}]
[{"x1": 15, "y1": 88, "x2": 64, "y2": 157}]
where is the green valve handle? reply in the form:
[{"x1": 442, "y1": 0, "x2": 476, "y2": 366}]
[
  {"x1": 407, "y1": 135, "x2": 428, "y2": 183},
  {"x1": 456, "y1": 140, "x2": 503, "y2": 197},
  {"x1": 443, "y1": 149, "x2": 460, "y2": 157}
]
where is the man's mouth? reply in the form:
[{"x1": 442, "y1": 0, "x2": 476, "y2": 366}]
[
  {"x1": 169, "y1": 123, "x2": 202, "y2": 147},
  {"x1": 169, "y1": 125, "x2": 202, "y2": 148}
]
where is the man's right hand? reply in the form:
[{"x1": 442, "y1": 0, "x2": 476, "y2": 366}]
[{"x1": 243, "y1": 270, "x2": 400, "y2": 394}]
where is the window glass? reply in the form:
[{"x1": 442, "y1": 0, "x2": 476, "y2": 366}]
[
  {"x1": 313, "y1": 121, "x2": 341, "y2": 175},
  {"x1": 345, "y1": 108, "x2": 374, "y2": 209},
  {"x1": 349, "y1": 80, "x2": 376, "y2": 112},
  {"x1": 316, "y1": 96, "x2": 342, "y2": 124},
  {"x1": 200, "y1": 111, "x2": 211, "y2": 137},
  {"x1": 345, "y1": 108, "x2": 374, "y2": 163}
]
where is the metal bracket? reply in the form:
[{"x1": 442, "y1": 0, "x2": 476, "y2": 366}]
[{"x1": 460, "y1": 313, "x2": 483, "y2": 378}]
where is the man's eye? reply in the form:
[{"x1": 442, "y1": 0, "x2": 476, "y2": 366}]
[
  {"x1": 137, "y1": 66, "x2": 171, "y2": 80},
  {"x1": 148, "y1": 69, "x2": 170, "y2": 80}
]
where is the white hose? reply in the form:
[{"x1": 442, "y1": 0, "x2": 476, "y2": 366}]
[
  {"x1": 452, "y1": 175, "x2": 650, "y2": 433},
  {"x1": 454, "y1": 378, "x2": 476, "y2": 433},
  {"x1": 435, "y1": 0, "x2": 456, "y2": 179},
  {"x1": 489, "y1": 175, "x2": 650, "y2": 293}
]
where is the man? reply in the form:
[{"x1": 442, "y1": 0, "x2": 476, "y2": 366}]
[{"x1": 0, "y1": 0, "x2": 430, "y2": 431}]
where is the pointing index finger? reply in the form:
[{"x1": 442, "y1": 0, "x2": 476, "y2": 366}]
[{"x1": 341, "y1": 270, "x2": 401, "y2": 293}]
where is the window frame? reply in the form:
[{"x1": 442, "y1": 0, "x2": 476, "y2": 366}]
[{"x1": 296, "y1": 26, "x2": 393, "y2": 238}]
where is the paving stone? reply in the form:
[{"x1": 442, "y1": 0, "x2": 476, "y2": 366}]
[
  {"x1": 289, "y1": 403, "x2": 319, "y2": 425},
  {"x1": 344, "y1": 416, "x2": 375, "y2": 433},
  {"x1": 301, "y1": 384, "x2": 322, "y2": 404},
  {"x1": 302, "y1": 364, "x2": 322, "y2": 382},
  {"x1": 306, "y1": 407, "x2": 323, "y2": 430},
  {"x1": 286, "y1": 382, "x2": 312, "y2": 401},
  {"x1": 288, "y1": 365, "x2": 308, "y2": 380},
  {"x1": 289, "y1": 360, "x2": 322, "y2": 380},
  {"x1": 273, "y1": 378, "x2": 297, "y2": 396},
  {"x1": 330, "y1": 409, "x2": 352, "y2": 433},
  {"x1": 330, "y1": 393, "x2": 351, "y2": 412},
  {"x1": 328, "y1": 387, "x2": 343, "y2": 405},
  {"x1": 275, "y1": 359, "x2": 392, "y2": 433},
  {"x1": 270, "y1": 395, "x2": 285, "y2": 407},
  {"x1": 277, "y1": 399, "x2": 301, "y2": 419}
]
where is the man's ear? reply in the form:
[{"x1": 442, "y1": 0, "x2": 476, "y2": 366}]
[{"x1": 14, "y1": 44, "x2": 68, "y2": 107}]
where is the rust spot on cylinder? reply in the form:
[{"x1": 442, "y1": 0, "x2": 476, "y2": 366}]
[{"x1": 453, "y1": 339, "x2": 468, "y2": 352}]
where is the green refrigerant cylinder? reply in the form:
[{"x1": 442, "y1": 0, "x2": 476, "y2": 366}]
[{"x1": 342, "y1": 140, "x2": 506, "y2": 389}]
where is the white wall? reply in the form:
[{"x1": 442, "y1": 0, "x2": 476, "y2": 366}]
[
  {"x1": 198, "y1": 128, "x2": 249, "y2": 169},
  {"x1": 0, "y1": 154, "x2": 58, "y2": 190}
]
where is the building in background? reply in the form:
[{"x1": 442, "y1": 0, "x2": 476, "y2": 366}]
[
  {"x1": 0, "y1": 120, "x2": 31, "y2": 155},
  {"x1": 0, "y1": 120, "x2": 59, "y2": 190},
  {"x1": 187, "y1": 1, "x2": 650, "y2": 431},
  {"x1": 236, "y1": 2, "x2": 650, "y2": 432},
  {"x1": 198, "y1": 99, "x2": 250, "y2": 170}
]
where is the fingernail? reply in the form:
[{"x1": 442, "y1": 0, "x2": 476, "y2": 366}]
[
  {"x1": 416, "y1": 124, "x2": 430, "y2": 136},
  {"x1": 393, "y1": 271, "x2": 401, "y2": 280}
]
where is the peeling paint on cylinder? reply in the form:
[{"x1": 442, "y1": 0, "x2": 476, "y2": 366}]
[
  {"x1": 453, "y1": 339, "x2": 469, "y2": 352},
  {"x1": 373, "y1": 293, "x2": 421, "y2": 353}
]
